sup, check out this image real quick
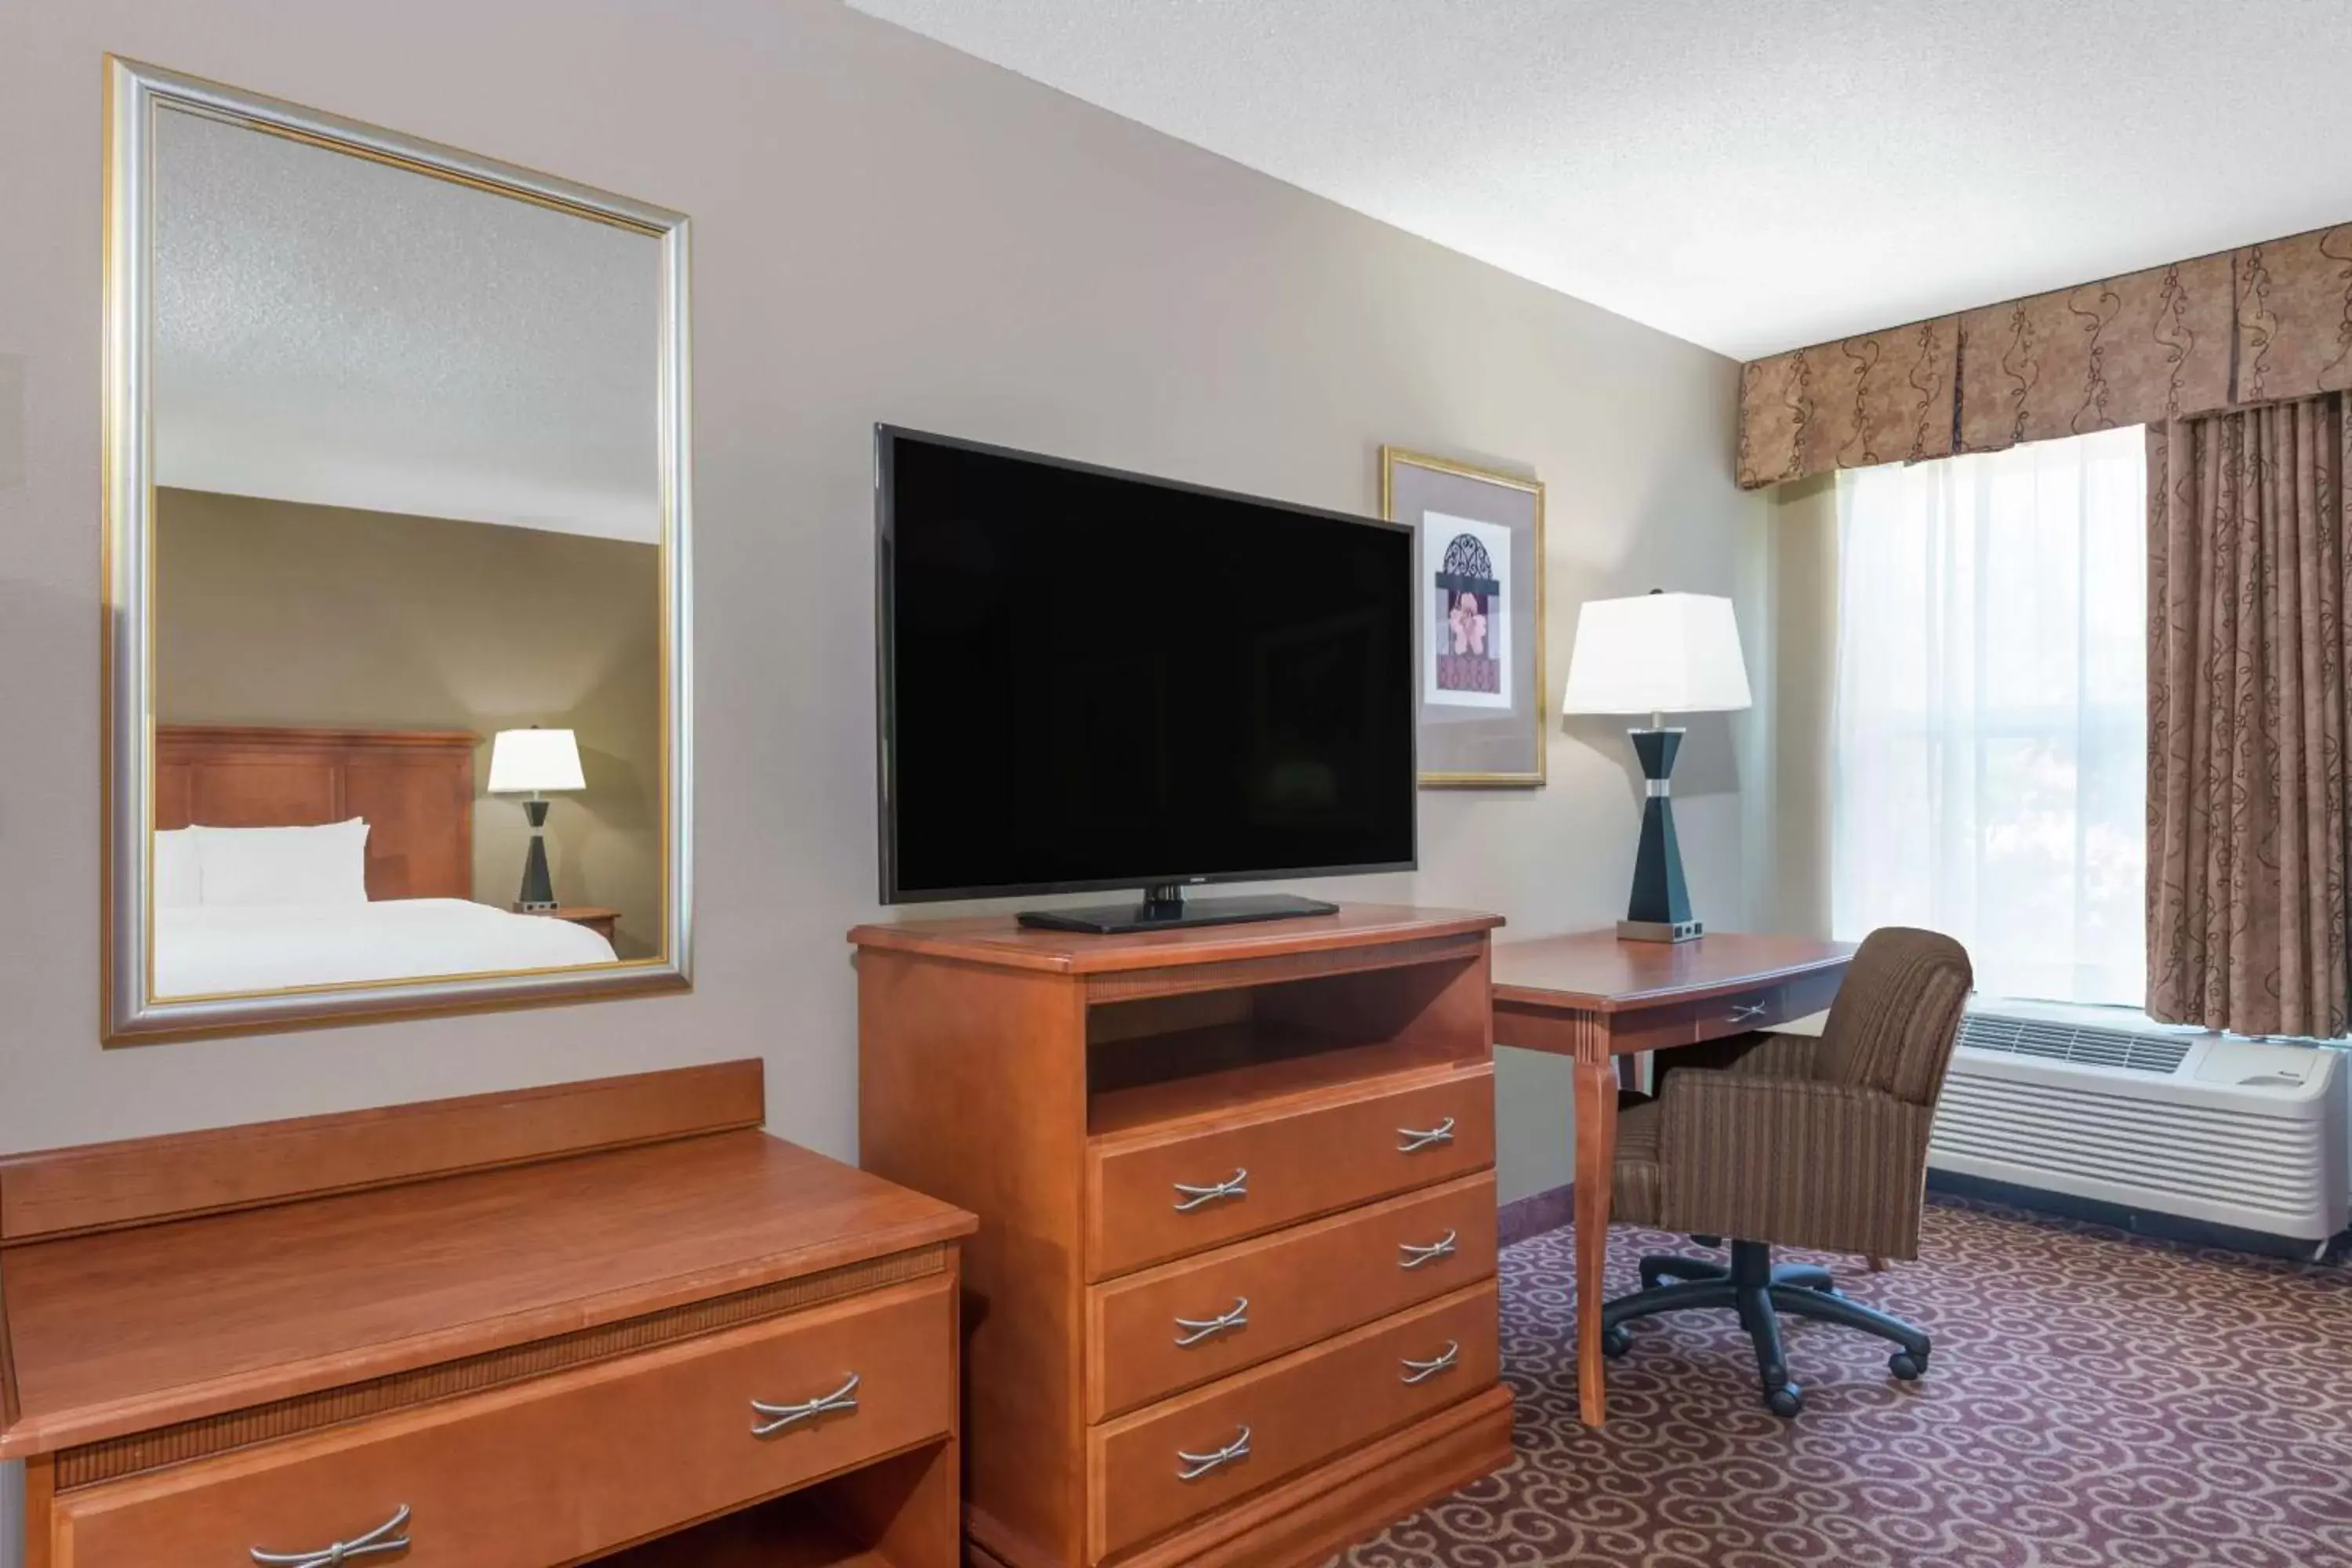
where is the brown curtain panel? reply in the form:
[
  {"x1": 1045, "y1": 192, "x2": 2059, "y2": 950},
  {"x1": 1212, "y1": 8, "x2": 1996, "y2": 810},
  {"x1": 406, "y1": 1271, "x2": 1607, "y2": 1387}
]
[{"x1": 2147, "y1": 394, "x2": 2352, "y2": 1037}]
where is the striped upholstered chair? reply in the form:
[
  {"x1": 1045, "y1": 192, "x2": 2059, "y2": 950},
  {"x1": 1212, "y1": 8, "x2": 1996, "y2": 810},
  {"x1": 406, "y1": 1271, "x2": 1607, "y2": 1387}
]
[{"x1": 1600, "y1": 927, "x2": 1973, "y2": 1417}]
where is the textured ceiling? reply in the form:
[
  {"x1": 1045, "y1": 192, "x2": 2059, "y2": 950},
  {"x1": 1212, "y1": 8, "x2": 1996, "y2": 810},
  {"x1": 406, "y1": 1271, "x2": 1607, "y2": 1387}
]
[
  {"x1": 154, "y1": 105, "x2": 660, "y2": 540},
  {"x1": 848, "y1": 0, "x2": 2352, "y2": 359}
]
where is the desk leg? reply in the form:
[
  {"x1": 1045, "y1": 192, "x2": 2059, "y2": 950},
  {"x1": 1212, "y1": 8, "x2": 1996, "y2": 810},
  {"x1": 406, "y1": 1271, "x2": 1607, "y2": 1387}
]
[
  {"x1": 1573, "y1": 1054, "x2": 1617, "y2": 1427},
  {"x1": 25, "y1": 1455, "x2": 53, "y2": 1568}
]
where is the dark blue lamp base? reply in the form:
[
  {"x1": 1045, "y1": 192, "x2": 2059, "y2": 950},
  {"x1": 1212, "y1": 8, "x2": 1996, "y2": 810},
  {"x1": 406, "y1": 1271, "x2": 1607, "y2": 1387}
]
[
  {"x1": 515, "y1": 797, "x2": 557, "y2": 910},
  {"x1": 1621, "y1": 728, "x2": 1701, "y2": 943}
]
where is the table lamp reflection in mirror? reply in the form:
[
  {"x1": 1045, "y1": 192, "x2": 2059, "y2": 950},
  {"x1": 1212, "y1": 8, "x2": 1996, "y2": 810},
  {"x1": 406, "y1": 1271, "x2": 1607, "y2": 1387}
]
[
  {"x1": 1560, "y1": 590, "x2": 1751, "y2": 942},
  {"x1": 488, "y1": 726, "x2": 585, "y2": 912}
]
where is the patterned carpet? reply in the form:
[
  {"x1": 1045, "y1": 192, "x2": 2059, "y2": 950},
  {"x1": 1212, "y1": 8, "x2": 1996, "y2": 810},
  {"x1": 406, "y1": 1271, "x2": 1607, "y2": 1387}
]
[{"x1": 1341, "y1": 1199, "x2": 2352, "y2": 1568}]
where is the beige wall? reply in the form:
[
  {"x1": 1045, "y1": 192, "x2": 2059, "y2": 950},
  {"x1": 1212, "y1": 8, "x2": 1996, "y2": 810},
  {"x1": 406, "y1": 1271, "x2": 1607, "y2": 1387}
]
[
  {"x1": 0, "y1": 0, "x2": 1766, "y2": 1327},
  {"x1": 154, "y1": 488, "x2": 665, "y2": 956},
  {"x1": 1753, "y1": 474, "x2": 1840, "y2": 939}
]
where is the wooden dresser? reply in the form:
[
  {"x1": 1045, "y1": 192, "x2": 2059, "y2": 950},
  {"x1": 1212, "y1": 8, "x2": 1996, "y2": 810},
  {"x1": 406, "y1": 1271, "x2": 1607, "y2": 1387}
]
[
  {"x1": 0, "y1": 1062, "x2": 976, "y2": 1568},
  {"x1": 851, "y1": 906, "x2": 1512, "y2": 1568}
]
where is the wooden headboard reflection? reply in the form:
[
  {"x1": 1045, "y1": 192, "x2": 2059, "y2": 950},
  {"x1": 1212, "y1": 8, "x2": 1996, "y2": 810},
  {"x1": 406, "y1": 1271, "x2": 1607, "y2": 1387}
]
[{"x1": 156, "y1": 725, "x2": 475, "y2": 901}]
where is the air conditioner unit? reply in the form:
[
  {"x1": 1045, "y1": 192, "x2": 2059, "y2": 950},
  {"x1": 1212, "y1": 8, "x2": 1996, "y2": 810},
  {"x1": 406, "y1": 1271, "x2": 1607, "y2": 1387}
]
[{"x1": 1929, "y1": 1000, "x2": 2349, "y2": 1258}]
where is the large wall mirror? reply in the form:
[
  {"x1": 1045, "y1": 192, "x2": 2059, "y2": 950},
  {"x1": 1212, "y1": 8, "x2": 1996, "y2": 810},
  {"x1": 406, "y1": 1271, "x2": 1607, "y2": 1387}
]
[{"x1": 103, "y1": 60, "x2": 692, "y2": 1041}]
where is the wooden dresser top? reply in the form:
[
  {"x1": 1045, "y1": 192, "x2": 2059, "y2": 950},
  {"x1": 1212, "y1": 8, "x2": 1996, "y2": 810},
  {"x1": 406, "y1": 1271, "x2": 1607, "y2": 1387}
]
[
  {"x1": 848, "y1": 903, "x2": 1503, "y2": 975},
  {"x1": 0, "y1": 1066, "x2": 973, "y2": 1459}
]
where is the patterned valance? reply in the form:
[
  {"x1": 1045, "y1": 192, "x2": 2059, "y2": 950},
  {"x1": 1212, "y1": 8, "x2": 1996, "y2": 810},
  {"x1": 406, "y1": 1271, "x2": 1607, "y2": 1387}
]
[
  {"x1": 1737, "y1": 223, "x2": 2352, "y2": 488},
  {"x1": 1736, "y1": 318, "x2": 1956, "y2": 488},
  {"x1": 2238, "y1": 228, "x2": 2352, "y2": 403}
]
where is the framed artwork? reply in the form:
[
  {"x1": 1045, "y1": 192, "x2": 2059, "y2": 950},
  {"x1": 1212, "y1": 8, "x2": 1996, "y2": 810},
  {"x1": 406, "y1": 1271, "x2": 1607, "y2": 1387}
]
[{"x1": 1381, "y1": 447, "x2": 1546, "y2": 787}]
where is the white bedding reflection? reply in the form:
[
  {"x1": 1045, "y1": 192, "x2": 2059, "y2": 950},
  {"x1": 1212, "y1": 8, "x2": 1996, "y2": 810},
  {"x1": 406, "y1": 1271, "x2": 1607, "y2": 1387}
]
[{"x1": 156, "y1": 898, "x2": 618, "y2": 998}]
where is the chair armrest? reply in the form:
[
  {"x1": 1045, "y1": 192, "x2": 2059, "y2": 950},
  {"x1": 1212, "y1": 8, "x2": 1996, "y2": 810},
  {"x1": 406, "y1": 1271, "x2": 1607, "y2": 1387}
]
[{"x1": 1657, "y1": 1071, "x2": 1932, "y2": 1259}]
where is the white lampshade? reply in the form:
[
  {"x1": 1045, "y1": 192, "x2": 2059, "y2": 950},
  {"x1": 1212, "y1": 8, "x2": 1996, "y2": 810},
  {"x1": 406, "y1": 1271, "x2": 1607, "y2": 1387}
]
[
  {"x1": 487, "y1": 728, "x2": 586, "y2": 794},
  {"x1": 1560, "y1": 592, "x2": 1753, "y2": 716}
]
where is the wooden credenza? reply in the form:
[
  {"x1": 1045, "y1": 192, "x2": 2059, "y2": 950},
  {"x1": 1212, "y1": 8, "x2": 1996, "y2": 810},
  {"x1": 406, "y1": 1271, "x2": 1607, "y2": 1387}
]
[
  {"x1": 851, "y1": 906, "x2": 1513, "y2": 1568},
  {"x1": 0, "y1": 1062, "x2": 975, "y2": 1568}
]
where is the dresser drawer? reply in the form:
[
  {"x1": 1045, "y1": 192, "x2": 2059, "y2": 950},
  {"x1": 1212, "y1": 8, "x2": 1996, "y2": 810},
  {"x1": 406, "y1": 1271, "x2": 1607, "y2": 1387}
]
[
  {"x1": 49, "y1": 1276, "x2": 955, "y2": 1568},
  {"x1": 1086, "y1": 1172, "x2": 1495, "y2": 1420},
  {"x1": 1086, "y1": 1064, "x2": 1492, "y2": 1279},
  {"x1": 1087, "y1": 1280, "x2": 1498, "y2": 1561}
]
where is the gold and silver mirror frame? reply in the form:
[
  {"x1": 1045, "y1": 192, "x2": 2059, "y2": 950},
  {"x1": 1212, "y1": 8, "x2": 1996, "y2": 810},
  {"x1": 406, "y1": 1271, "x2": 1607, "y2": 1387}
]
[{"x1": 100, "y1": 58, "x2": 695, "y2": 1042}]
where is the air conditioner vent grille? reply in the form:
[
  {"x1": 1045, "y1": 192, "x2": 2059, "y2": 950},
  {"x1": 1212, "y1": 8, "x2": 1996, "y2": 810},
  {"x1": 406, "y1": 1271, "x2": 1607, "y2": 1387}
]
[
  {"x1": 1958, "y1": 1014, "x2": 2192, "y2": 1076},
  {"x1": 1935, "y1": 1022, "x2": 2347, "y2": 1245}
]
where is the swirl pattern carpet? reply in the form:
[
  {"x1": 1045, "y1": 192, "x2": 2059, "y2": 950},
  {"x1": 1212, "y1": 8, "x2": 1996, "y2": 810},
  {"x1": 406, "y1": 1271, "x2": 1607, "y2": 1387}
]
[{"x1": 1341, "y1": 1198, "x2": 2352, "y2": 1567}]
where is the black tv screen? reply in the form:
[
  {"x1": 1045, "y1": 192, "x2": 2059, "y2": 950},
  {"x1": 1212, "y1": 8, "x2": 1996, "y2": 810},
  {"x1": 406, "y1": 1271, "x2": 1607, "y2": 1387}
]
[{"x1": 877, "y1": 428, "x2": 1417, "y2": 902}]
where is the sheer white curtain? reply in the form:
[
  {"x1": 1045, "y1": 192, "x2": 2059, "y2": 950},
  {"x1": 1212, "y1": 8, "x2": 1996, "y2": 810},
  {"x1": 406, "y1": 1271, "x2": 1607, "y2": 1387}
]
[{"x1": 1831, "y1": 426, "x2": 2147, "y2": 1005}]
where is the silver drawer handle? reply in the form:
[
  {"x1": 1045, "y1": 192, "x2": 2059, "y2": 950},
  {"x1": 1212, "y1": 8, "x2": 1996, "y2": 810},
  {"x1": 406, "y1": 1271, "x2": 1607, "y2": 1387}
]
[
  {"x1": 251, "y1": 1504, "x2": 412, "y2": 1566},
  {"x1": 1399, "y1": 1229, "x2": 1459, "y2": 1269},
  {"x1": 1396, "y1": 1116, "x2": 1456, "y2": 1152},
  {"x1": 1728, "y1": 1001, "x2": 1769, "y2": 1022},
  {"x1": 751, "y1": 1372, "x2": 861, "y2": 1437},
  {"x1": 1173, "y1": 1168, "x2": 1248, "y2": 1211},
  {"x1": 1176, "y1": 1423, "x2": 1252, "y2": 1481},
  {"x1": 1401, "y1": 1340, "x2": 1461, "y2": 1385},
  {"x1": 1174, "y1": 1296, "x2": 1250, "y2": 1346}
]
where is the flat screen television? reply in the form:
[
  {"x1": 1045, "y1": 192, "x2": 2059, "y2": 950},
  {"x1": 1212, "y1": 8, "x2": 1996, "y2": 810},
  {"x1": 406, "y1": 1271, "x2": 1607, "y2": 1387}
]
[{"x1": 876, "y1": 426, "x2": 1416, "y2": 933}]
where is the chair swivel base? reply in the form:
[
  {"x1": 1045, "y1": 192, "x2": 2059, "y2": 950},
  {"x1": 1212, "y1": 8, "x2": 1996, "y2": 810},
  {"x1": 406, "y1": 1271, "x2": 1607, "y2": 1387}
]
[{"x1": 1599, "y1": 1238, "x2": 1931, "y2": 1417}]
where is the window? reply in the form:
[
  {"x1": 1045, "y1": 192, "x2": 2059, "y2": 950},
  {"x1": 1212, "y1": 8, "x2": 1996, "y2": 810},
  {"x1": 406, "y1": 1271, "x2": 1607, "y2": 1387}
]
[{"x1": 1831, "y1": 426, "x2": 2147, "y2": 1006}]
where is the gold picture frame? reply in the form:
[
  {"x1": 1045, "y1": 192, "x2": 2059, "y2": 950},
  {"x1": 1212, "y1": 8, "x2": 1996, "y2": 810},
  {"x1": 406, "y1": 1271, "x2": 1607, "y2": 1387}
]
[{"x1": 1381, "y1": 447, "x2": 1547, "y2": 788}]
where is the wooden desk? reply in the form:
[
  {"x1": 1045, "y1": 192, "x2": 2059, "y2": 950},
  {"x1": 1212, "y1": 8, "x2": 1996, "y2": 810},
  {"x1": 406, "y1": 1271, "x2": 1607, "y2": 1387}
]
[
  {"x1": 1490, "y1": 931, "x2": 1853, "y2": 1425},
  {"x1": 0, "y1": 1062, "x2": 977, "y2": 1568}
]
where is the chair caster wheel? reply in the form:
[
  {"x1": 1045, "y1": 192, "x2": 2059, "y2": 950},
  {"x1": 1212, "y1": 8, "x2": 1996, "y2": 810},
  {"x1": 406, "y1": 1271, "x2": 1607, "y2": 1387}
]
[
  {"x1": 1600, "y1": 1325, "x2": 1632, "y2": 1359},
  {"x1": 1765, "y1": 1383, "x2": 1804, "y2": 1417},
  {"x1": 1889, "y1": 1351, "x2": 1926, "y2": 1381}
]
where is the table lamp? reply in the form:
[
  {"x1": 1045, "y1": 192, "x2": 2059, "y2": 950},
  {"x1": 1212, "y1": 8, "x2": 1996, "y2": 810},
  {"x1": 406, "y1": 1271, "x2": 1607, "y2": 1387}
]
[
  {"x1": 1560, "y1": 590, "x2": 1752, "y2": 942},
  {"x1": 487, "y1": 726, "x2": 585, "y2": 912}
]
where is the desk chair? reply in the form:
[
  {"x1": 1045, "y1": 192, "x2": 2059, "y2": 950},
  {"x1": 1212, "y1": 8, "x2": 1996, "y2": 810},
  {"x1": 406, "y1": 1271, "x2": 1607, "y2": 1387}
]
[{"x1": 1599, "y1": 927, "x2": 1972, "y2": 1416}]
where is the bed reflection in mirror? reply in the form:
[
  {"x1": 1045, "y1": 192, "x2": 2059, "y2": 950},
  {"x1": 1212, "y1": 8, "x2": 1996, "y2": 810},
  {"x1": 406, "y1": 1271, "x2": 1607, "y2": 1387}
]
[{"x1": 107, "y1": 60, "x2": 690, "y2": 1035}]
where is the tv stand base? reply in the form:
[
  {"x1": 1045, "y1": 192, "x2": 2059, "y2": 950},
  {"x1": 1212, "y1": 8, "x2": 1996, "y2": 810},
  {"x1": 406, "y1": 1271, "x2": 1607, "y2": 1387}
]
[{"x1": 1016, "y1": 884, "x2": 1338, "y2": 935}]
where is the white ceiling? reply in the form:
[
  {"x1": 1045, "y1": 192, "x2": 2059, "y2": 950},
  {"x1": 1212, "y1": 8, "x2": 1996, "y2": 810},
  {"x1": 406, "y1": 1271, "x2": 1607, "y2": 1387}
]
[
  {"x1": 848, "y1": 0, "x2": 2352, "y2": 359},
  {"x1": 154, "y1": 104, "x2": 661, "y2": 541}
]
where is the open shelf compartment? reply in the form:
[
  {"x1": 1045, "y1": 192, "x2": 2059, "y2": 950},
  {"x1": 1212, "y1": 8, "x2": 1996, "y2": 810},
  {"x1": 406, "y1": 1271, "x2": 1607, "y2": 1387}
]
[
  {"x1": 1086, "y1": 946, "x2": 1488, "y2": 1138},
  {"x1": 592, "y1": 1441, "x2": 953, "y2": 1568}
]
